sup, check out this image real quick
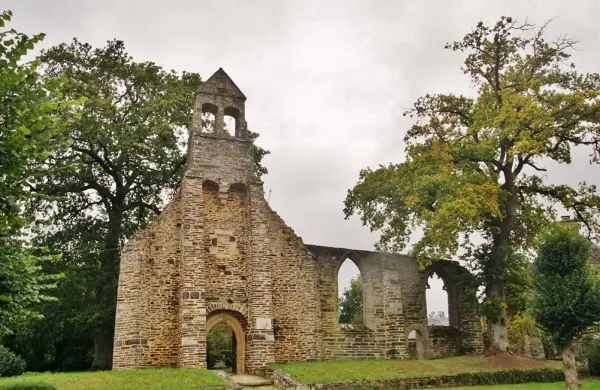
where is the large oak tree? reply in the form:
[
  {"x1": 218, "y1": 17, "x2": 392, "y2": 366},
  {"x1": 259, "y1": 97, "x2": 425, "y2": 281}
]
[{"x1": 344, "y1": 16, "x2": 600, "y2": 351}]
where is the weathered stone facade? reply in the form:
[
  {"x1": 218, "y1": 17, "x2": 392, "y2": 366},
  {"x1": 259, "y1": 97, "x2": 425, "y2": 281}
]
[{"x1": 113, "y1": 68, "x2": 483, "y2": 373}]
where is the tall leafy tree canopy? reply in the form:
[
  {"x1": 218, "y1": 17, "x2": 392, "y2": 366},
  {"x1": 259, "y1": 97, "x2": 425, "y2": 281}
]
[
  {"x1": 532, "y1": 222, "x2": 600, "y2": 389},
  {"x1": 344, "y1": 16, "x2": 600, "y2": 351},
  {"x1": 21, "y1": 38, "x2": 269, "y2": 370},
  {"x1": 0, "y1": 10, "x2": 77, "y2": 337}
]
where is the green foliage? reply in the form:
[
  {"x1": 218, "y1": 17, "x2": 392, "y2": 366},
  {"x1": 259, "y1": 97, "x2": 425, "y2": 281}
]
[
  {"x1": 532, "y1": 222, "x2": 600, "y2": 350},
  {"x1": 206, "y1": 324, "x2": 233, "y2": 369},
  {"x1": 584, "y1": 340, "x2": 600, "y2": 376},
  {"x1": 338, "y1": 276, "x2": 363, "y2": 324},
  {"x1": 343, "y1": 15, "x2": 600, "y2": 348},
  {"x1": 435, "y1": 368, "x2": 564, "y2": 386},
  {"x1": 0, "y1": 383, "x2": 56, "y2": 390},
  {"x1": 0, "y1": 346, "x2": 25, "y2": 378},
  {"x1": 0, "y1": 10, "x2": 77, "y2": 337},
  {"x1": 507, "y1": 312, "x2": 537, "y2": 354}
]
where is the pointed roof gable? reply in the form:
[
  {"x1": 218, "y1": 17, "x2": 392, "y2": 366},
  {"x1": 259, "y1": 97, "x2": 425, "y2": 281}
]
[{"x1": 197, "y1": 68, "x2": 246, "y2": 100}]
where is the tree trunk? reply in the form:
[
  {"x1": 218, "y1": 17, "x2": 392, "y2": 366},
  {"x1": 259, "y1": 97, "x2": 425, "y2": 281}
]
[
  {"x1": 90, "y1": 211, "x2": 123, "y2": 370},
  {"x1": 562, "y1": 340, "x2": 579, "y2": 389},
  {"x1": 487, "y1": 279, "x2": 509, "y2": 352},
  {"x1": 485, "y1": 177, "x2": 519, "y2": 353},
  {"x1": 90, "y1": 331, "x2": 114, "y2": 371}
]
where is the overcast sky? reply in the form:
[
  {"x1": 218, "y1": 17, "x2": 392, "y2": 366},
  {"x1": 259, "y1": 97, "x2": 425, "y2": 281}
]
[{"x1": 6, "y1": 0, "x2": 600, "y2": 315}]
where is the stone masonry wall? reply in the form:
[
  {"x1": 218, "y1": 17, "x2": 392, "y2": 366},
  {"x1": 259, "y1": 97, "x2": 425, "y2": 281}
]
[
  {"x1": 144, "y1": 197, "x2": 182, "y2": 366},
  {"x1": 306, "y1": 245, "x2": 483, "y2": 361},
  {"x1": 264, "y1": 206, "x2": 319, "y2": 363},
  {"x1": 429, "y1": 326, "x2": 462, "y2": 358},
  {"x1": 113, "y1": 196, "x2": 183, "y2": 368}
]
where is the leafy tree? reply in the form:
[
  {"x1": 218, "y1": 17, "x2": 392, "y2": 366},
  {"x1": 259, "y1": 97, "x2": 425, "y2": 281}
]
[
  {"x1": 0, "y1": 10, "x2": 77, "y2": 337},
  {"x1": 338, "y1": 276, "x2": 363, "y2": 324},
  {"x1": 206, "y1": 324, "x2": 234, "y2": 370},
  {"x1": 344, "y1": 16, "x2": 600, "y2": 351},
  {"x1": 25, "y1": 38, "x2": 269, "y2": 370},
  {"x1": 531, "y1": 222, "x2": 600, "y2": 389}
]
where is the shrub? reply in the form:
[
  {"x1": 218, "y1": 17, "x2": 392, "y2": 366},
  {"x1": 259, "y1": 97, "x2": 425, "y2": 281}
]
[
  {"x1": 0, "y1": 346, "x2": 25, "y2": 377},
  {"x1": 583, "y1": 339, "x2": 600, "y2": 376},
  {"x1": 0, "y1": 383, "x2": 56, "y2": 390}
]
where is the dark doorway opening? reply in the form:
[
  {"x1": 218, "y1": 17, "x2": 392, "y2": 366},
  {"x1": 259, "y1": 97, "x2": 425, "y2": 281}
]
[{"x1": 207, "y1": 323, "x2": 237, "y2": 372}]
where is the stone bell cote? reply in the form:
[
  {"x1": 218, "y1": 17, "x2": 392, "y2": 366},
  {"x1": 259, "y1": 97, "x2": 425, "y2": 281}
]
[
  {"x1": 187, "y1": 68, "x2": 256, "y2": 185},
  {"x1": 190, "y1": 68, "x2": 248, "y2": 139}
]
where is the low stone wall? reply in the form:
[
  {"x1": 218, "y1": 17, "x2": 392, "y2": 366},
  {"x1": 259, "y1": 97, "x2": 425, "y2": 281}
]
[
  {"x1": 259, "y1": 367, "x2": 570, "y2": 390},
  {"x1": 429, "y1": 326, "x2": 462, "y2": 358}
]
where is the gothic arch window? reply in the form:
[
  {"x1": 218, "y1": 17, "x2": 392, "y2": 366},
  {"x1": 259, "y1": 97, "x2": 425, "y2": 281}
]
[
  {"x1": 426, "y1": 272, "x2": 450, "y2": 326},
  {"x1": 337, "y1": 258, "x2": 363, "y2": 325}
]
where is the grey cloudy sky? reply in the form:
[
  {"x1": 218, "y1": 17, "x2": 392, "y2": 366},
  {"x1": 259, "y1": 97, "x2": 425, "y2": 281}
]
[{"x1": 5, "y1": 0, "x2": 600, "y2": 314}]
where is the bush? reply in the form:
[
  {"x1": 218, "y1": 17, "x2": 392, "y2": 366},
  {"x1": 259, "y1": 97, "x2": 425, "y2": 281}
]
[
  {"x1": 583, "y1": 339, "x2": 600, "y2": 376},
  {"x1": 0, "y1": 383, "x2": 56, "y2": 390},
  {"x1": 0, "y1": 346, "x2": 25, "y2": 377}
]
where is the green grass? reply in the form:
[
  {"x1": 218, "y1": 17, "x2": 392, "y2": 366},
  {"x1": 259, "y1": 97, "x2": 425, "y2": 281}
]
[
  {"x1": 0, "y1": 368, "x2": 227, "y2": 390},
  {"x1": 271, "y1": 356, "x2": 561, "y2": 384},
  {"x1": 445, "y1": 379, "x2": 600, "y2": 389}
]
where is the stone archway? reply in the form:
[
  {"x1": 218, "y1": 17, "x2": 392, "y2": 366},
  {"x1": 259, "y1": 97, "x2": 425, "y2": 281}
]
[{"x1": 207, "y1": 310, "x2": 246, "y2": 373}]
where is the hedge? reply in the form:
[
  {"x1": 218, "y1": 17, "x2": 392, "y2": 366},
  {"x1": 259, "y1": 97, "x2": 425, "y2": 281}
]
[
  {"x1": 0, "y1": 383, "x2": 56, "y2": 390},
  {"x1": 424, "y1": 368, "x2": 565, "y2": 387}
]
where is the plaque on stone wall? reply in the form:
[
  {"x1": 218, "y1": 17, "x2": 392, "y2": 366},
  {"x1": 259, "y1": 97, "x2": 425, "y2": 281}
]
[{"x1": 256, "y1": 317, "x2": 272, "y2": 330}]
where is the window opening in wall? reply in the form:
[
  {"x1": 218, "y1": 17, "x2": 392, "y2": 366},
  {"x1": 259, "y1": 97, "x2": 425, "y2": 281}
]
[
  {"x1": 201, "y1": 111, "x2": 216, "y2": 133},
  {"x1": 207, "y1": 323, "x2": 237, "y2": 373},
  {"x1": 338, "y1": 258, "x2": 363, "y2": 325},
  {"x1": 426, "y1": 272, "x2": 449, "y2": 326},
  {"x1": 224, "y1": 115, "x2": 236, "y2": 136},
  {"x1": 224, "y1": 106, "x2": 239, "y2": 137}
]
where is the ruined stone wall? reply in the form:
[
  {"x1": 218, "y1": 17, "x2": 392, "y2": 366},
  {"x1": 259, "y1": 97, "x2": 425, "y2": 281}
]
[
  {"x1": 113, "y1": 229, "x2": 151, "y2": 368},
  {"x1": 264, "y1": 207, "x2": 319, "y2": 363},
  {"x1": 307, "y1": 245, "x2": 483, "y2": 361},
  {"x1": 429, "y1": 326, "x2": 462, "y2": 358},
  {"x1": 113, "y1": 196, "x2": 183, "y2": 368},
  {"x1": 143, "y1": 197, "x2": 182, "y2": 366},
  {"x1": 308, "y1": 247, "x2": 387, "y2": 360}
]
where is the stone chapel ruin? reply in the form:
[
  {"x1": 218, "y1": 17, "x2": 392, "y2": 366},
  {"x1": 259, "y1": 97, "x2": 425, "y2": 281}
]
[{"x1": 112, "y1": 68, "x2": 484, "y2": 373}]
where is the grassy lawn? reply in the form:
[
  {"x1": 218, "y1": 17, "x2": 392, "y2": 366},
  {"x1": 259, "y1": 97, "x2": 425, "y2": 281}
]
[
  {"x1": 446, "y1": 379, "x2": 600, "y2": 389},
  {"x1": 0, "y1": 368, "x2": 226, "y2": 390},
  {"x1": 271, "y1": 355, "x2": 562, "y2": 384}
]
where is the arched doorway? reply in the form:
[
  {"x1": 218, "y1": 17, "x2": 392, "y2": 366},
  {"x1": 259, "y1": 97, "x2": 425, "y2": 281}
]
[
  {"x1": 206, "y1": 310, "x2": 246, "y2": 373},
  {"x1": 406, "y1": 325, "x2": 427, "y2": 360}
]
